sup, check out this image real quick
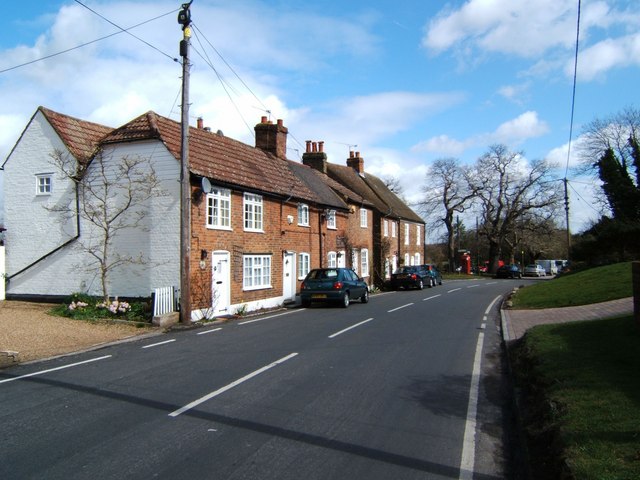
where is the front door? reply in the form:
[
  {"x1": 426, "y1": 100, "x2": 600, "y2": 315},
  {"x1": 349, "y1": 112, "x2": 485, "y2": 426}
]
[
  {"x1": 283, "y1": 251, "x2": 296, "y2": 303},
  {"x1": 211, "y1": 251, "x2": 230, "y2": 315}
]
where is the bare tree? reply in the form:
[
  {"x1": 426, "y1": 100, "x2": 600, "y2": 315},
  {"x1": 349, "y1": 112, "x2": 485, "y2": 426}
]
[
  {"x1": 419, "y1": 158, "x2": 475, "y2": 272},
  {"x1": 49, "y1": 149, "x2": 166, "y2": 301},
  {"x1": 465, "y1": 145, "x2": 562, "y2": 273}
]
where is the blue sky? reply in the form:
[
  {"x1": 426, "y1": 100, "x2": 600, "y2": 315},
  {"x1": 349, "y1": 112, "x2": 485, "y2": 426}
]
[{"x1": 1, "y1": 0, "x2": 638, "y2": 236}]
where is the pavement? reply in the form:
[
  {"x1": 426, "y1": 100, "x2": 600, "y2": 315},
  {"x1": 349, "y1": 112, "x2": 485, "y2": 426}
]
[{"x1": 501, "y1": 296, "x2": 635, "y2": 341}]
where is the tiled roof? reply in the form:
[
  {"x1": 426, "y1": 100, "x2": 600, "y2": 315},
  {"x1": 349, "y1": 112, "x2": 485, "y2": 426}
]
[
  {"x1": 101, "y1": 111, "x2": 344, "y2": 207},
  {"x1": 327, "y1": 163, "x2": 424, "y2": 223},
  {"x1": 39, "y1": 107, "x2": 113, "y2": 164}
]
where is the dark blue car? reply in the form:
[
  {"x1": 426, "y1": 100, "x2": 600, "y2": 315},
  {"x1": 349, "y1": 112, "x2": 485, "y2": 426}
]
[{"x1": 300, "y1": 268, "x2": 369, "y2": 308}]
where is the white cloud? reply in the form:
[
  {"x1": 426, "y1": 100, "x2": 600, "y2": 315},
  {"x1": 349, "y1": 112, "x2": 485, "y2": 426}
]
[
  {"x1": 491, "y1": 111, "x2": 549, "y2": 144},
  {"x1": 411, "y1": 135, "x2": 466, "y2": 156},
  {"x1": 573, "y1": 33, "x2": 640, "y2": 81}
]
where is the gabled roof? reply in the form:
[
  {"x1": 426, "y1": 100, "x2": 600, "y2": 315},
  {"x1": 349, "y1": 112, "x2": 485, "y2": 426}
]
[
  {"x1": 101, "y1": 111, "x2": 347, "y2": 209},
  {"x1": 326, "y1": 163, "x2": 424, "y2": 224},
  {"x1": 39, "y1": 106, "x2": 114, "y2": 163}
]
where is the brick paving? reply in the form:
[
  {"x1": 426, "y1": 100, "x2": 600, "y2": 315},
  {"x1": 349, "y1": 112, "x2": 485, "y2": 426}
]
[{"x1": 501, "y1": 297, "x2": 634, "y2": 341}]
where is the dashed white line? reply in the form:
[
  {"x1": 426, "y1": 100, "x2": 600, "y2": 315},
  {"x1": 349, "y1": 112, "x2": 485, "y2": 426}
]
[
  {"x1": 0, "y1": 355, "x2": 112, "y2": 385},
  {"x1": 328, "y1": 318, "x2": 374, "y2": 338},
  {"x1": 422, "y1": 294, "x2": 441, "y2": 301},
  {"x1": 142, "y1": 339, "x2": 176, "y2": 349},
  {"x1": 169, "y1": 352, "x2": 299, "y2": 417},
  {"x1": 239, "y1": 309, "x2": 303, "y2": 325},
  {"x1": 466, "y1": 284, "x2": 480, "y2": 288},
  {"x1": 447, "y1": 288, "x2": 462, "y2": 293},
  {"x1": 197, "y1": 327, "x2": 222, "y2": 335},
  {"x1": 388, "y1": 303, "x2": 413, "y2": 313}
]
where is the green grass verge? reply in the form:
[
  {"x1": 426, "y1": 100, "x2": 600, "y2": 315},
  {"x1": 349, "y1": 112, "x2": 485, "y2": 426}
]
[
  {"x1": 511, "y1": 262, "x2": 633, "y2": 309},
  {"x1": 511, "y1": 315, "x2": 640, "y2": 480}
]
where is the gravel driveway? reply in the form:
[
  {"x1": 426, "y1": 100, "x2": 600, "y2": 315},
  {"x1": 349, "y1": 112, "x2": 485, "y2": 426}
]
[{"x1": 0, "y1": 301, "x2": 159, "y2": 365}]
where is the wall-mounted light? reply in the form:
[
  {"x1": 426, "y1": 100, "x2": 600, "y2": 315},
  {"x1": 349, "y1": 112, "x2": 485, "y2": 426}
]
[{"x1": 287, "y1": 215, "x2": 294, "y2": 224}]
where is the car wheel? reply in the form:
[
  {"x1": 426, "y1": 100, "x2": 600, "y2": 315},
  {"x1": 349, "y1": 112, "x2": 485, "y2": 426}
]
[
  {"x1": 417, "y1": 279, "x2": 424, "y2": 290},
  {"x1": 341, "y1": 292, "x2": 350, "y2": 308},
  {"x1": 361, "y1": 289, "x2": 369, "y2": 303}
]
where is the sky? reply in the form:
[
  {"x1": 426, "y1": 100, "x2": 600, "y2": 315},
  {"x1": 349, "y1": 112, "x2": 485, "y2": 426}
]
[{"x1": 1, "y1": 0, "x2": 638, "y2": 238}]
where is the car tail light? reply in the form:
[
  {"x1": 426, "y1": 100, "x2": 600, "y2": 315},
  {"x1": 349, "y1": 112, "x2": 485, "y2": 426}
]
[
  {"x1": 333, "y1": 281, "x2": 343, "y2": 290},
  {"x1": 411, "y1": 274, "x2": 417, "y2": 280},
  {"x1": 301, "y1": 282, "x2": 307, "y2": 290}
]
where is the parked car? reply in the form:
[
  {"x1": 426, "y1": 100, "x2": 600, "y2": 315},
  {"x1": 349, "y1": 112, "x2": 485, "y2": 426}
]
[
  {"x1": 389, "y1": 265, "x2": 430, "y2": 290},
  {"x1": 422, "y1": 264, "x2": 443, "y2": 287},
  {"x1": 496, "y1": 264, "x2": 522, "y2": 279},
  {"x1": 524, "y1": 264, "x2": 546, "y2": 277},
  {"x1": 300, "y1": 268, "x2": 369, "y2": 308}
]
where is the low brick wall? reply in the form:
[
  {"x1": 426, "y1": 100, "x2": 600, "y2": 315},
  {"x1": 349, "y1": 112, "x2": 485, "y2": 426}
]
[{"x1": 633, "y1": 262, "x2": 640, "y2": 328}]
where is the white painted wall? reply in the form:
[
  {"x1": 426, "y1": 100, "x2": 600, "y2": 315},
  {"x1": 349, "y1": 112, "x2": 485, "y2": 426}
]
[{"x1": 4, "y1": 114, "x2": 180, "y2": 299}]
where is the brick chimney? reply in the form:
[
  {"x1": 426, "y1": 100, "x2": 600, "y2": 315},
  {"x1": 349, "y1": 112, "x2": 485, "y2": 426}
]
[
  {"x1": 254, "y1": 116, "x2": 288, "y2": 159},
  {"x1": 347, "y1": 150, "x2": 364, "y2": 174},
  {"x1": 302, "y1": 140, "x2": 328, "y2": 174}
]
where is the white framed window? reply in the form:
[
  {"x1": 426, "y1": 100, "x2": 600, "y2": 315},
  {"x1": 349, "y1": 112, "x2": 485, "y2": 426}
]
[
  {"x1": 327, "y1": 251, "x2": 337, "y2": 268},
  {"x1": 383, "y1": 220, "x2": 389, "y2": 237},
  {"x1": 298, "y1": 253, "x2": 310, "y2": 279},
  {"x1": 360, "y1": 208, "x2": 368, "y2": 228},
  {"x1": 206, "y1": 188, "x2": 231, "y2": 229},
  {"x1": 414, "y1": 253, "x2": 421, "y2": 265},
  {"x1": 36, "y1": 173, "x2": 53, "y2": 195},
  {"x1": 243, "y1": 254, "x2": 271, "y2": 290},
  {"x1": 404, "y1": 224, "x2": 410, "y2": 245},
  {"x1": 404, "y1": 253, "x2": 410, "y2": 266},
  {"x1": 391, "y1": 222, "x2": 396, "y2": 238},
  {"x1": 361, "y1": 249, "x2": 369, "y2": 277},
  {"x1": 244, "y1": 193, "x2": 263, "y2": 231},
  {"x1": 326, "y1": 210, "x2": 336, "y2": 229},
  {"x1": 298, "y1": 204, "x2": 309, "y2": 226},
  {"x1": 416, "y1": 225, "x2": 421, "y2": 245}
]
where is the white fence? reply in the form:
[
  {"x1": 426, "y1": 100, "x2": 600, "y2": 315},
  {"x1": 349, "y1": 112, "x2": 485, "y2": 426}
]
[{"x1": 153, "y1": 286, "x2": 176, "y2": 317}]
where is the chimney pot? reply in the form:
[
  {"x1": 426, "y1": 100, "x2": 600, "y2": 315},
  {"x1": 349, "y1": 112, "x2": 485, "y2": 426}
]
[
  {"x1": 261, "y1": 115, "x2": 268, "y2": 123},
  {"x1": 306, "y1": 140, "x2": 312, "y2": 153},
  {"x1": 277, "y1": 119, "x2": 283, "y2": 127},
  {"x1": 350, "y1": 151, "x2": 355, "y2": 158},
  {"x1": 319, "y1": 141, "x2": 324, "y2": 153},
  {"x1": 197, "y1": 117, "x2": 203, "y2": 129}
]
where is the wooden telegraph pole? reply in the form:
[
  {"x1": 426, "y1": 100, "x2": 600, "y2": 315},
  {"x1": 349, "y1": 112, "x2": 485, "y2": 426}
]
[{"x1": 178, "y1": 2, "x2": 193, "y2": 324}]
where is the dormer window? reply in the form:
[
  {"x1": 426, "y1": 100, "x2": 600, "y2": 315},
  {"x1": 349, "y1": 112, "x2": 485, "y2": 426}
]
[
  {"x1": 298, "y1": 204, "x2": 309, "y2": 226},
  {"x1": 36, "y1": 173, "x2": 53, "y2": 195}
]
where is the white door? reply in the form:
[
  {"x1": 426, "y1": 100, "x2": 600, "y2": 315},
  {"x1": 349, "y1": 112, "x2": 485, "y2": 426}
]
[
  {"x1": 337, "y1": 250, "x2": 346, "y2": 267},
  {"x1": 283, "y1": 251, "x2": 296, "y2": 303},
  {"x1": 211, "y1": 251, "x2": 230, "y2": 315}
]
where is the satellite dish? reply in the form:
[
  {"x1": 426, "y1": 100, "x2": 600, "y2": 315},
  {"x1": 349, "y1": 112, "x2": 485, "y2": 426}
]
[{"x1": 201, "y1": 177, "x2": 212, "y2": 193}]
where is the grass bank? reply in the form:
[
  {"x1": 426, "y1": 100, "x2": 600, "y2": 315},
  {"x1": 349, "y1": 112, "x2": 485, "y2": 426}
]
[
  {"x1": 509, "y1": 261, "x2": 639, "y2": 479},
  {"x1": 511, "y1": 261, "x2": 633, "y2": 308},
  {"x1": 511, "y1": 315, "x2": 640, "y2": 479}
]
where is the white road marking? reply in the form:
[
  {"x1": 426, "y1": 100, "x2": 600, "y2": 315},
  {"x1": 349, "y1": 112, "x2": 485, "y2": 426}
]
[
  {"x1": 466, "y1": 284, "x2": 480, "y2": 288},
  {"x1": 328, "y1": 318, "x2": 374, "y2": 339},
  {"x1": 0, "y1": 355, "x2": 112, "y2": 385},
  {"x1": 239, "y1": 309, "x2": 303, "y2": 325},
  {"x1": 169, "y1": 352, "x2": 299, "y2": 417},
  {"x1": 197, "y1": 328, "x2": 223, "y2": 335},
  {"x1": 459, "y1": 295, "x2": 502, "y2": 479},
  {"x1": 388, "y1": 303, "x2": 413, "y2": 313},
  {"x1": 447, "y1": 288, "x2": 462, "y2": 293},
  {"x1": 422, "y1": 294, "x2": 441, "y2": 301},
  {"x1": 142, "y1": 339, "x2": 176, "y2": 349}
]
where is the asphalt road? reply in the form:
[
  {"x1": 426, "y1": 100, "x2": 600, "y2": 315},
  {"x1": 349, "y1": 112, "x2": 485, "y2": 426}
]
[{"x1": 0, "y1": 278, "x2": 528, "y2": 479}]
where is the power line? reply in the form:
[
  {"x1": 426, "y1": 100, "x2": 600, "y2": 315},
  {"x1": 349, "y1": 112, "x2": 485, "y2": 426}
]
[
  {"x1": 73, "y1": 0, "x2": 177, "y2": 62},
  {"x1": 0, "y1": 7, "x2": 177, "y2": 74}
]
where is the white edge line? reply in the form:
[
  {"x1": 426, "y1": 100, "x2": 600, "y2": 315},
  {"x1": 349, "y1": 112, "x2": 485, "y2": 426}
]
[
  {"x1": 447, "y1": 288, "x2": 462, "y2": 293},
  {"x1": 422, "y1": 294, "x2": 442, "y2": 301},
  {"x1": 169, "y1": 352, "x2": 299, "y2": 417},
  {"x1": 239, "y1": 308, "x2": 303, "y2": 325},
  {"x1": 197, "y1": 328, "x2": 223, "y2": 335},
  {"x1": 388, "y1": 303, "x2": 413, "y2": 313},
  {"x1": 459, "y1": 331, "x2": 485, "y2": 480},
  {"x1": 0, "y1": 355, "x2": 112, "y2": 385},
  {"x1": 484, "y1": 295, "x2": 502, "y2": 316},
  {"x1": 328, "y1": 318, "x2": 374, "y2": 339}
]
